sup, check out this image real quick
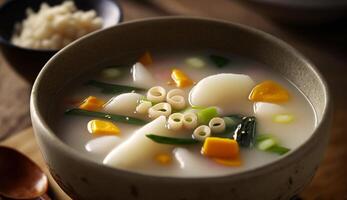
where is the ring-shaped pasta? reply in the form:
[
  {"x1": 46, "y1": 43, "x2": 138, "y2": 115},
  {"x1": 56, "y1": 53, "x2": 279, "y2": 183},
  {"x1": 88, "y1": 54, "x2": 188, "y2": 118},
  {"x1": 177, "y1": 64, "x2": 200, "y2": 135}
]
[
  {"x1": 193, "y1": 125, "x2": 211, "y2": 141},
  {"x1": 183, "y1": 112, "x2": 198, "y2": 129},
  {"x1": 148, "y1": 102, "x2": 172, "y2": 119},
  {"x1": 147, "y1": 86, "x2": 166, "y2": 103},
  {"x1": 168, "y1": 113, "x2": 184, "y2": 131},
  {"x1": 208, "y1": 117, "x2": 226, "y2": 133},
  {"x1": 135, "y1": 101, "x2": 152, "y2": 114},
  {"x1": 166, "y1": 89, "x2": 186, "y2": 110}
]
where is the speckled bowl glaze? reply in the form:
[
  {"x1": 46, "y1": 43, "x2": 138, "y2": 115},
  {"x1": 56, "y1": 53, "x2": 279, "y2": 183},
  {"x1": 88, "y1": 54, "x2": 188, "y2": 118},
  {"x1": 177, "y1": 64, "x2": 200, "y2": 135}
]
[{"x1": 30, "y1": 17, "x2": 332, "y2": 200}]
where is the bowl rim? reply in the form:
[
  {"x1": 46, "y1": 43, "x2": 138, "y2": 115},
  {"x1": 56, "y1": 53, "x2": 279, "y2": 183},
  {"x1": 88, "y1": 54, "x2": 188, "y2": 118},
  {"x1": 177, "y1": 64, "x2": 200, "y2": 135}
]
[
  {"x1": 243, "y1": 0, "x2": 347, "y2": 9},
  {"x1": 0, "y1": 0, "x2": 123, "y2": 53},
  {"x1": 31, "y1": 16, "x2": 331, "y2": 181}
]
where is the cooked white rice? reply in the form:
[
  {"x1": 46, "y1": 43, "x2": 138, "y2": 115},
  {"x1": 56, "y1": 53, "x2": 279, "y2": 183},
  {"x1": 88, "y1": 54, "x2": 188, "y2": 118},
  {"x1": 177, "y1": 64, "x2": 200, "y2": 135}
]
[{"x1": 11, "y1": 1, "x2": 103, "y2": 50}]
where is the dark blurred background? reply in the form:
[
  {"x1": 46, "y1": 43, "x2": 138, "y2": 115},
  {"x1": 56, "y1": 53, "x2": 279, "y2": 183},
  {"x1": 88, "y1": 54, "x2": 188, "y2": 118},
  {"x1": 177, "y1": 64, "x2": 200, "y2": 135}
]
[{"x1": 0, "y1": 0, "x2": 346, "y2": 199}]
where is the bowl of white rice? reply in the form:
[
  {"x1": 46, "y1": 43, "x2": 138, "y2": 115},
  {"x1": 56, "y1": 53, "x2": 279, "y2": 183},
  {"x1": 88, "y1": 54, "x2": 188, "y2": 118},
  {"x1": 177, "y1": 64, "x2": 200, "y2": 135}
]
[{"x1": 0, "y1": 0, "x2": 122, "y2": 83}]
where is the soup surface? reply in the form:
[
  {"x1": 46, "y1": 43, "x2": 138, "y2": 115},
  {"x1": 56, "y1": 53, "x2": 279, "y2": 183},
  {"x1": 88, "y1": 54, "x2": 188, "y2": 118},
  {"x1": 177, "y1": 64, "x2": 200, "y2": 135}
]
[{"x1": 56, "y1": 51, "x2": 316, "y2": 177}]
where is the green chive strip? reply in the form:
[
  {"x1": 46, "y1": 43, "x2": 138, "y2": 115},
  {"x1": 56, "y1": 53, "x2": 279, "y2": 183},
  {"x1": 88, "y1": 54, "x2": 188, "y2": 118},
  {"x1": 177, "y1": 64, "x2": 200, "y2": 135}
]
[
  {"x1": 86, "y1": 80, "x2": 145, "y2": 94},
  {"x1": 146, "y1": 134, "x2": 199, "y2": 145},
  {"x1": 65, "y1": 108, "x2": 147, "y2": 125},
  {"x1": 266, "y1": 145, "x2": 290, "y2": 155}
]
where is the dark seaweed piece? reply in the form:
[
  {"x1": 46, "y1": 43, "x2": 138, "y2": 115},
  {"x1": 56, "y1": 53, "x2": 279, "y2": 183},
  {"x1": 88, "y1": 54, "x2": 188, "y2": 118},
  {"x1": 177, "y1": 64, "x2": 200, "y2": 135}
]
[
  {"x1": 209, "y1": 54, "x2": 230, "y2": 68},
  {"x1": 233, "y1": 116, "x2": 257, "y2": 148},
  {"x1": 86, "y1": 80, "x2": 145, "y2": 94}
]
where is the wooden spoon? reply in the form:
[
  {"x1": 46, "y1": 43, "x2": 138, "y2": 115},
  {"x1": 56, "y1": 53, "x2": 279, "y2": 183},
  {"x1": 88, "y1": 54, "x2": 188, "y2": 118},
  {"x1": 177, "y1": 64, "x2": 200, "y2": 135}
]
[{"x1": 0, "y1": 146, "x2": 48, "y2": 199}]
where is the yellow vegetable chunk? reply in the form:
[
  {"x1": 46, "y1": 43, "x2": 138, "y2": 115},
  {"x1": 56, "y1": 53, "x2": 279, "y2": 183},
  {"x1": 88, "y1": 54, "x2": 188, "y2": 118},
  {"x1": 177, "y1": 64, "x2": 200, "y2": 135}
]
[
  {"x1": 155, "y1": 153, "x2": 172, "y2": 165},
  {"x1": 213, "y1": 157, "x2": 242, "y2": 167},
  {"x1": 88, "y1": 119, "x2": 120, "y2": 136},
  {"x1": 249, "y1": 80, "x2": 290, "y2": 103},
  {"x1": 171, "y1": 68, "x2": 194, "y2": 88},
  {"x1": 139, "y1": 51, "x2": 153, "y2": 66},
  {"x1": 79, "y1": 96, "x2": 105, "y2": 111},
  {"x1": 202, "y1": 137, "x2": 239, "y2": 159}
]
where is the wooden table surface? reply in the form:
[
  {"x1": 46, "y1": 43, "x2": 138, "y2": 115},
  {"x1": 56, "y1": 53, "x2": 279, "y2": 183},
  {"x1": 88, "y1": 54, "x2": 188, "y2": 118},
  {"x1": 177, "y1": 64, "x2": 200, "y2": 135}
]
[{"x1": 0, "y1": 0, "x2": 346, "y2": 199}]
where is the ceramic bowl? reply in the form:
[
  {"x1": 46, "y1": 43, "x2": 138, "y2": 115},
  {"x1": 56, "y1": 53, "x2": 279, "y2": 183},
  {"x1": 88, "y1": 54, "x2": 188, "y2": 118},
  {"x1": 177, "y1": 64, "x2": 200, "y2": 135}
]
[
  {"x1": 30, "y1": 17, "x2": 332, "y2": 200},
  {"x1": 0, "y1": 0, "x2": 122, "y2": 83}
]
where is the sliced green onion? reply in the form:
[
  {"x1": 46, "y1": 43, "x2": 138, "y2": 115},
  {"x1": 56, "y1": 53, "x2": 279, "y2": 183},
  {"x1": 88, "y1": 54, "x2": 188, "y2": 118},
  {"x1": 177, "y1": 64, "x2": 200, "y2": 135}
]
[
  {"x1": 267, "y1": 145, "x2": 290, "y2": 155},
  {"x1": 197, "y1": 107, "x2": 219, "y2": 125},
  {"x1": 185, "y1": 57, "x2": 205, "y2": 68},
  {"x1": 273, "y1": 114, "x2": 294, "y2": 124},
  {"x1": 233, "y1": 116, "x2": 257, "y2": 148},
  {"x1": 257, "y1": 138, "x2": 276, "y2": 150},
  {"x1": 209, "y1": 54, "x2": 230, "y2": 68},
  {"x1": 86, "y1": 80, "x2": 145, "y2": 94},
  {"x1": 65, "y1": 108, "x2": 146, "y2": 125},
  {"x1": 256, "y1": 134, "x2": 290, "y2": 155},
  {"x1": 138, "y1": 96, "x2": 153, "y2": 105},
  {"x1": 191, "y1": 105, "x2": 205, "y2": 110},
  {"x1": 100, "y1": 68, "x2": 122, "y2": 79},
  {"x1": 224, "y1": 115, "x2": 243, "y2": 130},
  {"x1": 256, "y1": 134, "x2": 272, "y2": 143},
  {"x1": 146, "y1": 134, "x2": 199, "y2": 145}
]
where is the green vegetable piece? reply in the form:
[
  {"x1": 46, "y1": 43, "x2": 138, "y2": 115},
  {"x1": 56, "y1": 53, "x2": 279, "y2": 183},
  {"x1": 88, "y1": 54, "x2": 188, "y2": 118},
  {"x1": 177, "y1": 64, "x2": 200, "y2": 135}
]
[
  {"x1": 224, "y1": 115, "x2": 243, "y2": 130},
  {"x1": 266, "y1": 145, "x2": 290, "y2": 155},
  {"x1": 257, "y1": 138, "x2": 276, "y2": 150},
  {"x1": 197, "y1": 107, "x2": 219, "y2": 125},
  {"x1": 256, "y1": 134, "x2": 273, "y2": 143},
  {"x1": 185, "y1": 57, "x2": 205, "y2": 68},
  {"x1": 256, "y1": 134, "x2": 290, "y2": 155},
  {"x1": 101, "y1": 68, "x2": 122, "y2": 79},
  {"x1": 86, "y1": 80, "x2": 145, "y2": 94},
  {"x1": 209, "y1": 54, "x2": 230, "y2": 68},
  {"x1": 146, "y1": 134, "x2": 199, "y2": 145},
  {"x1": 65, "y1": 108, "x2": 147, "y2": 125},
  {"x1": 233, "y1": 116, "x2": 257, "y2": 148}
]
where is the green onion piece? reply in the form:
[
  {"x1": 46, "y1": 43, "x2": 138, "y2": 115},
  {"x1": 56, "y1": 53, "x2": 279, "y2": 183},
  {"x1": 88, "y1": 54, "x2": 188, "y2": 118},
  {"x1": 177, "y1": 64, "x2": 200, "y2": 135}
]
[
  {"x1": 65, "y1": 108, "x2": 146, "y2": 125},
  {"x1": 185, "y1": 57, "x2": 205, "y2": 68},
  {"x1": 256, "y1": 134, "x2": 273, "y2": 143},
  {"x1": 86, "y1": 80, "x2": 145, "y2": 94},
  {"x1": 209, "y1": 54, "x2": 230, "y2": 68},
  {"x1": 197, "y1": 107, "x2": 219, "y2": 125},
  {"x1": 266, "y1": 145, "x2": 290, "y2": 155},
  {"x1": 138, "y1": 96, "x2": 153, "y2": 105},
  {"x1": 256, "y1": 134, "x2": 290, "y2": 155},
  {"x1": 191, "y1": 105, "x2": 205, "y2": 110},
  {"x1": 146, "y1": 134, "x2": 199, "y2": 145},
  {"x1": 257, "y1": 138, "x2": 276, "y2": 150},
  {"x1": 224, "y1": 115, "x2": 243, "y2": 129},
  {"x1": 101, "y1": 68, "x2": 122, "y2": 79},
  {"x1": 272, "y1": 114, "x2": 294, "y2": 124},
  {"x1": 233, "y1": 116, "x2": 256, "y2": 148}
]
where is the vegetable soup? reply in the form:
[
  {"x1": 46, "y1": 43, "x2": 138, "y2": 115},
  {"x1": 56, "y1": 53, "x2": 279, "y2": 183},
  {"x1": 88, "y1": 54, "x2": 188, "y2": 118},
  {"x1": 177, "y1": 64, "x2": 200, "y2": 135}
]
[{"x1": 56, "y1": 51, "x2": 316, "y2": 177}]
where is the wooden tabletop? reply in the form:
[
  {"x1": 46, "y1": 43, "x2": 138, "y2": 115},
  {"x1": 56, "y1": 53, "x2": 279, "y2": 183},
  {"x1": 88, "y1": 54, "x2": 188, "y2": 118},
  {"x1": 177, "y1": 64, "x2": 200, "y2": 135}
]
[{"x1": 0, "y1": 0, "x2": 346, "y2": 199}]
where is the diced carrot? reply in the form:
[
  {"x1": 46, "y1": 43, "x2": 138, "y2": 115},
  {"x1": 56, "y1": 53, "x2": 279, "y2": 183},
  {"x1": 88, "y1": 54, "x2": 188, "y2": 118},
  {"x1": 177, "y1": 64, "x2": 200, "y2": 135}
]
[
  {"x1": 249, "y1": 80, "x2": 290, "y2": 103},
  {"x1": 88, "y1": 119, "x2": 120, "y2": 136},
  {"x1": 155, "y1": 153, "x2": 172, "y2": 165},
  {"x1": 171, "y1": 68, "x2": 194, "y2": 88},
  {"x1": 202, "y1": 137, "x2": 239, "y2": 159},
  {"x1": 79, "y1": 96, "x2": 105, "y2": 111},
  {"x1": 139, "y1": 51, "x2": 153, "y2": 66}
]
